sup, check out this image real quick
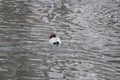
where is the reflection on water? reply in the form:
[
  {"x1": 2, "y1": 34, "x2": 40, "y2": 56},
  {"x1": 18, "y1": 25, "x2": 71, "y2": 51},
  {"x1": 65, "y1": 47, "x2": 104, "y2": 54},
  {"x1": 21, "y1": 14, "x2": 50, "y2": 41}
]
[{"x1": 0, "y1": 0, "x2": 120, "y2": 80}]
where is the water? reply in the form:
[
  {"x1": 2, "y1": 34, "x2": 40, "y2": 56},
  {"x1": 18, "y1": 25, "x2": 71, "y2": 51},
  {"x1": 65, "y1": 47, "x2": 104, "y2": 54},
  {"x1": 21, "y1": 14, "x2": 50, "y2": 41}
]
[{"x1": 0, "y1": 0, "x2": 120, "y2": 80}]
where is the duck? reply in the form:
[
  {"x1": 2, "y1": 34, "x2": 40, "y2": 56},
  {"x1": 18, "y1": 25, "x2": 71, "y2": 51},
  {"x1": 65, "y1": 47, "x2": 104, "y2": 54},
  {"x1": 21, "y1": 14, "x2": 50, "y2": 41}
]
[{"x1": 49, "y1": 33, "x2": 61, "y2": 46}]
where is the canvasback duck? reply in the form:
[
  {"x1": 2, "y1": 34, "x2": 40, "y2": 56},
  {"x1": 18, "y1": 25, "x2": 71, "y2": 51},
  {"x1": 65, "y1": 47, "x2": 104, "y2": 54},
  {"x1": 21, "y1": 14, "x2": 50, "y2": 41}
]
[{"x1": 49, "y1": 33, "x2": 61, "y2": 46}]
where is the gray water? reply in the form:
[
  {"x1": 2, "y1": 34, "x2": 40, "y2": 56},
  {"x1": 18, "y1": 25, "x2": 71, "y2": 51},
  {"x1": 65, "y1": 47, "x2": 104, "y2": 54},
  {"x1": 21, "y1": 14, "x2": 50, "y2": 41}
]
[{"x1": 0, "y1": 0, "x2": 120, "y2": 80}]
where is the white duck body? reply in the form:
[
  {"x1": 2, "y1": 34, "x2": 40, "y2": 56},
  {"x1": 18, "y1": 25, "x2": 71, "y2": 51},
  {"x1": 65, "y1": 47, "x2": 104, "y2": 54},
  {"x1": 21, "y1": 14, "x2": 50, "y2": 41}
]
[{"x1": 49, "y1": 37, "x2": 61, "y2": 45}]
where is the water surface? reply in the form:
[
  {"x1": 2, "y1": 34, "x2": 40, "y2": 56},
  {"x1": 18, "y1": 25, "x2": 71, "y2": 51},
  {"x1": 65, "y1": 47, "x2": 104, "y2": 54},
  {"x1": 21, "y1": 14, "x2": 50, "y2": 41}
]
[{"x1": 0, "y1": 0, "x2": 120, "y2": 80}]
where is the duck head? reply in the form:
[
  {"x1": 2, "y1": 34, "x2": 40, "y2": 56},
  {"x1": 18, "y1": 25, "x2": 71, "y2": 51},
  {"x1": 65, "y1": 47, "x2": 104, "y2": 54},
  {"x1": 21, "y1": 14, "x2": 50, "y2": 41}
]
[{"x1": 49, "y1": 33, "x2": 56, "y2": 39}]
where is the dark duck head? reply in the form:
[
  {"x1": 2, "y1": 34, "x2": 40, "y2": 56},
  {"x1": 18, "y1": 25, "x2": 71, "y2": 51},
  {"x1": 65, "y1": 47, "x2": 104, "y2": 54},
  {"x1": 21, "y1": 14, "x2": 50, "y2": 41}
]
[{"x1": 49, "y1": 33, "x2": 56, "y2": 39}]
